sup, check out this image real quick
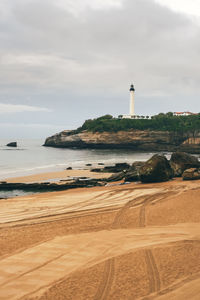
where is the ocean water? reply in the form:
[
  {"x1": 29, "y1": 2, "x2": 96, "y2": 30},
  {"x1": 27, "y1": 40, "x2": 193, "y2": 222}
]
[{"x1": 0, "y1": 139, "x2": 169, "y2": 180}]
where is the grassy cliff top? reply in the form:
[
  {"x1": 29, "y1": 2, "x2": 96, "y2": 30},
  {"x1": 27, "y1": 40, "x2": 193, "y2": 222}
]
[{"x1": 75, "y1": 113, "x2": 200, "y2": 133}]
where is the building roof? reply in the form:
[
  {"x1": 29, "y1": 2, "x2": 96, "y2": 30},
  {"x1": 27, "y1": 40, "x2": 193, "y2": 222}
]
[{"x1": 174, "y1": 111, "x2": 198, "y2": 115}]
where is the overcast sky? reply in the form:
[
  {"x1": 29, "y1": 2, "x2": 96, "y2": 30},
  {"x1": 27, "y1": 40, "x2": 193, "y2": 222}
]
[{"x1": 0, "y1": 0, "x2": 200, "y2": 139}]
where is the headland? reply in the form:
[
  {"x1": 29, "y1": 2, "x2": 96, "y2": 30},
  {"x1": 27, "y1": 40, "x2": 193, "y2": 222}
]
[{"x1": 44, "y1": 113, "x2": 200, "y2": 153}]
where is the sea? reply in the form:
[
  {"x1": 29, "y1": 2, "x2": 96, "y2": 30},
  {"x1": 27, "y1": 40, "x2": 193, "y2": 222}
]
[{"x1": 0, "y1": 139, "x2": 170, "y2": 180}]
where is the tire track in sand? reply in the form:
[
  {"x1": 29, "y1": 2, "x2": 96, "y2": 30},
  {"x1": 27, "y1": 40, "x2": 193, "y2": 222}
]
[
  {"x1": 139, "y1": 198, "x2": 161, "y2": 295},
  {"x1": 94, "y1": 193, "x2": 164, "y2": 300},
  {"x1": 144, "y1": 249, "x2": 161, "y2": 293},
  {"x1": 93, "y1": 201, "x2": 125, "y2": 300},
  {"x1": 139, "y1": 204, "x2": 146, "y2": 227},
  {"x1": 145, "y1": 271, "x2": 200, "y2": 300},
  {"x1": 93, "y1": 195, "x2": 134, "y2": 299},
  {"x1": 93, "y1": 258, "x2": 115, "y2": 300}
]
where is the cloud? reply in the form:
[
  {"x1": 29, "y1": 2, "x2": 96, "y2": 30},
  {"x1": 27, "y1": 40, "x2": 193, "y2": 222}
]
[
  {"x1": 0, "y1": 0, "x2": 199, "y2": 138},
  {"x1": 54, "y1": 0, "x2": 123, "y2": 16},
  {"x1": 154, "y1": 0, "x2": 200, "y2": 17},
  {"x1": 0, "y1": 103, "x2": 51, "y2": 114},
  {"x1": 0, "y1": 0, "x2": 199, "y2": 95}
]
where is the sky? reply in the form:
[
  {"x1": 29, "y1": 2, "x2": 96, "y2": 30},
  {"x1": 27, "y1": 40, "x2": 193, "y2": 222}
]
[{"x1": 0, "y1": 0, "x2": 200, "y2": 138}]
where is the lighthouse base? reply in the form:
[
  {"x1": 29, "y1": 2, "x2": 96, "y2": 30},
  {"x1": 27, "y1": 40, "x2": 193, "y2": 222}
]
[{"x1": 119, "y1": 115, "x2": 150, "y2": 120}]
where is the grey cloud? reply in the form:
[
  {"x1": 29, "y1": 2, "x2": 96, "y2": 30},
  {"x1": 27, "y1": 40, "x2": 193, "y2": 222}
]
[{"x1": 0, "y1": 0, "x2": 200, "y2": 138}]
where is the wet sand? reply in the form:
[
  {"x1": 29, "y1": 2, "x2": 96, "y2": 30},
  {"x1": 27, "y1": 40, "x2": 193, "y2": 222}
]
[{"x1": 0, "y1": 173, "x2": 199, "y2": 299}]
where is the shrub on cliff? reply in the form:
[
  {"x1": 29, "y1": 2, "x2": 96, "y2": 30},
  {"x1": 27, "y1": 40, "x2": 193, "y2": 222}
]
[{"x1": 77, "y1": 113, "x2": 200, "y2": 133}]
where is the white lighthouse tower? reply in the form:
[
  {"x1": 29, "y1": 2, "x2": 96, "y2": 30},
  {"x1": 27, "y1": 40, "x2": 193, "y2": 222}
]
[
  {"x1": 130, "y1": 84, "x2": 135, "y2": 116},
  {"x1": 119, "y1": 83, "x2": 150, "y2": 120}
]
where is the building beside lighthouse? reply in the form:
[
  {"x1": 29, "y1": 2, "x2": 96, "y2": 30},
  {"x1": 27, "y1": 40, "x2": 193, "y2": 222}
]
[{"x1": 119, "y1": 84, "x2": 150, "y2": 119}]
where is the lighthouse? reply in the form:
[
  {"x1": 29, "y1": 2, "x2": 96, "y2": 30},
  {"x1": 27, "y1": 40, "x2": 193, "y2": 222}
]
[
  {"x1": 130, "y1": 84, "x2": 135, "y2": 116},
  {"x1": 119, "y1": 84, "x2": 150, "y2": 119}
]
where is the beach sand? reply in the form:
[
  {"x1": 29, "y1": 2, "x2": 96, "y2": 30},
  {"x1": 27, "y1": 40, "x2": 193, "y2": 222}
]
[{"x1": 0, "y1": 172, "x2": 200, "y2": 299}]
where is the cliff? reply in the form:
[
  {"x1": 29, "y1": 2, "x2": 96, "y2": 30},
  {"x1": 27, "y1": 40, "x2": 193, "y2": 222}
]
[{"x1": 44, "y1": 130, "x2": 200, "y2": 153}]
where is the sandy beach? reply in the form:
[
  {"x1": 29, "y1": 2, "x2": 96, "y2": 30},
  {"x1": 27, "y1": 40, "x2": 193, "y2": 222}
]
[{"x1": 0, "y1": 171, "x2": 200, "y2": 300}]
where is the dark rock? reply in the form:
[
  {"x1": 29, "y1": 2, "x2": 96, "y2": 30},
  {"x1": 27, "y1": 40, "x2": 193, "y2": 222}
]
[
  {"x1": 86, "y1": 164, "x2": 92, "y2": 166},
  {"x1": 91, "y1": 163, "x2": 131, "y2": 173},
  {"x1": 106, "y1": 172, "x2": 126, "y2": 182},
  {"x1": 124, "y1": 169, "x2": 140, "y2": 182},
  {"x1": 123, "y1": 161, "x2": 144, "y2": 182},
  {"x1": 91, "y1": 168, "x2": 102, "y2": 173},
  {"x1": 98, "y1": 163, "x2": 104, "y2": 165},
  {"x1": 106, "y1": 164, "x2": 141, "y2": 183},
  {"x1": 132, "y1": 161, "x2": 145, "y2": 169},
  {"x1": 115, "y1": 163, "x2": 130, "y2": 168},
  {"x1": 7, "y1": 142, "x2": 17, "y2": 147},
  {"x1": 102, "y1": 166, "x2": 117, "y2": 172},
  {"x1": 139, "y1": 154, "x2": 173, "y2": 183},
  {"x1": 66, "y1": 167, "x2": 72, "y2": 170},
  {"x1": 170, "y1": 152, "x2": 200, "y2": 177},
  {"x1": 0, "y1": 179, "x2": 104, "y2": 193},
  {"x1": 182, "y1": 168, "x2": 200, "y2": 180}
]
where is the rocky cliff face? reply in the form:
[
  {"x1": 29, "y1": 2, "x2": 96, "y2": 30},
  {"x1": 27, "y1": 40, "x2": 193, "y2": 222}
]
[{"x1": 44, "y1": 129, "x2": 200, "y2": 153}]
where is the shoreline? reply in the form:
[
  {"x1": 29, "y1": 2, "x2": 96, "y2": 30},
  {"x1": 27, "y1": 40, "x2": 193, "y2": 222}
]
[
  {"x1": 4, "y1": 169, "x2": 111, "y2": 184},
  {"x1": 0, "y1": 169, "x2": 112, "y2": 198}
]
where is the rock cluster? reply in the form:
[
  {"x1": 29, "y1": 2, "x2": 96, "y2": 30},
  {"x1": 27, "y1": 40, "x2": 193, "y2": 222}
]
[
  {"x1": 104, "y1": 152, "x2": 200, "y2": 183},
  {"x1": 1, "y1": 152, "x2": 199, "y2": 198},
  {"x1": 170, "y1": 152, "x2": 200, "y2": 177}
]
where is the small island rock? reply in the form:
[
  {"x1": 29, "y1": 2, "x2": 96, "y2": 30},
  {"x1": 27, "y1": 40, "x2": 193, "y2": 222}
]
[{"x1": 6, "y1": 142, "x2": 17, "y2": 147}]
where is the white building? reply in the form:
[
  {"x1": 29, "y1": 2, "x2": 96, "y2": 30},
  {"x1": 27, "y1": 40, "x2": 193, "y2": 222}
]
[{"x1": 173, "y1": 111, "x2": 198, "y2": 116}]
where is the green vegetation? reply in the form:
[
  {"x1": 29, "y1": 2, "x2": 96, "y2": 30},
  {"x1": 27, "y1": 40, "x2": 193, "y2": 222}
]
[{"x1": 76, "y1": 113, "x2": 200, "y2": 133}]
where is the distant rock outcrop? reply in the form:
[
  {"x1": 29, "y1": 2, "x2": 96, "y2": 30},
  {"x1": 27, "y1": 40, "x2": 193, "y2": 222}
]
[
  {"x1": 139, "y1": 154, "x2": 173, "y2": 183},
  {"x1": 6, "y1": 142, "x2": 17, "y2": 147},
  {"x1": 44, "y1": 129, "x2": 200, "y2": 153}
]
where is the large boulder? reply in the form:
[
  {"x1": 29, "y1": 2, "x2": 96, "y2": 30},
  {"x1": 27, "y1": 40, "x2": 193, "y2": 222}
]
[
  {"x1": 182, "y1": 168, "x2": 200, "y2": 181},
  {"x1": 139, "y1": 154, "x2": 173, "y2": 183},
  {"x1": 170, "y1": 152, "x2": 200, "y2": 177},
  {"x1": 6, "y1": 142, "x2": 17, "y2": 147}
]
